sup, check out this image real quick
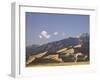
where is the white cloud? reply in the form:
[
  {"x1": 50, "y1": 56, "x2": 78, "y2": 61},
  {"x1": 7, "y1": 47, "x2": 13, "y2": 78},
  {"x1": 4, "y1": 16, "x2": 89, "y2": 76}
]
[
  {"x1": 54, "y1": 32, "x2": 58, "y2": 35},
  {"x1": 39, "y1": 35, "x2": 42, "y2": 39},
  {"x1": 40, "y1": 30, "x2": 51, "y2": 39},
  {"x1": 46, "y1": 35, "x2": 51, "y2": 39}
]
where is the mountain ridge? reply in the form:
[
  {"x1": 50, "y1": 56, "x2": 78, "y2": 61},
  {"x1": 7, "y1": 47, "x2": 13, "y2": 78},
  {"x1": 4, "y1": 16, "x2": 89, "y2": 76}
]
[
  {"x1": 26, "y1": 33, "x2": 89, "y2": 55},
  {"x1": 26, "y1": 33, "x2": 89, "y2": 65}
]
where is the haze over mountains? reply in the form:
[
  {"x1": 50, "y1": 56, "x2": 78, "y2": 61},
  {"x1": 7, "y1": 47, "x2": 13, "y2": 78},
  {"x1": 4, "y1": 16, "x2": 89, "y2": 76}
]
[{"x1": 26, "y1": 33, "x2": 89, "y2": 66}]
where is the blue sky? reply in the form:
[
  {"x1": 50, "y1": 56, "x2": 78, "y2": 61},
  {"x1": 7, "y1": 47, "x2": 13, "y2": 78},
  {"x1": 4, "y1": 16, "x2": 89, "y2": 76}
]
[{"x1": 26, "y1": 12, "x2": 89, "y2": 46}]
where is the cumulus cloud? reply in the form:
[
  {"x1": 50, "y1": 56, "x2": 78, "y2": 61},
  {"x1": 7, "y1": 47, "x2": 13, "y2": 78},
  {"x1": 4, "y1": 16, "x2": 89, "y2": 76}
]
[
  {"x1": 54, "y1": 32, "x2": 58, "y2": 35},
  {"x1": 40, "y1": 30, "x2": 51, "y2": 39},
  {"x1": 39, "y1": 35, "x2": 42, "y2": 39},
  {"x1": 46, "y1": 35, "x2": 51, "y2": 39}
]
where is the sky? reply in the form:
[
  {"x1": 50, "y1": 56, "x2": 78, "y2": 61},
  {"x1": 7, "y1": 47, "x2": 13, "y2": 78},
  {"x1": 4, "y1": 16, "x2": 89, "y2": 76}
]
[{"x1": 26, "y1": 12, "x2": 89, "y2": 46}]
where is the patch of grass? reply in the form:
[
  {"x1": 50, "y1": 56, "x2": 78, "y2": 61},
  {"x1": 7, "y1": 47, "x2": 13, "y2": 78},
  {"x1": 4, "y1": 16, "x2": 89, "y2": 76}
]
[{"x1": 26, "y1": 61, "x2": 89, "y2": 67}]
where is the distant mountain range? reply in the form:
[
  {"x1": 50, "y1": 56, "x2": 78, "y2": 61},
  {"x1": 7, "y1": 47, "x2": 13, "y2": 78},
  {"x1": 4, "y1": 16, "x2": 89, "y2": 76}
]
[{"x1": 26, "y1": 33, "x2": 89, "y2": 65}]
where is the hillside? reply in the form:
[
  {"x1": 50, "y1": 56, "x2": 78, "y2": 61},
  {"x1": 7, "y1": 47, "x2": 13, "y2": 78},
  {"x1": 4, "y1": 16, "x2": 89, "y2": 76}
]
[{"x1": 26, "y1": 33, "x2": 89, "y2": 66}]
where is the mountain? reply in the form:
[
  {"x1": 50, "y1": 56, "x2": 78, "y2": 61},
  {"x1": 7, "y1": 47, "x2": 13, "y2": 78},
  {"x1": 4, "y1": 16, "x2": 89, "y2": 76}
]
[
  {"x1": 26, "y1": 44, "x2": 40, "y2": 57},
  {"x1": 26, "y1": 33, "x2": 89, "y2": 55},
  {"x1": 26, "y1": 33, "x2": 89, "y2": 65},
  {"x1": 26, "y1": 37, "x2": 79, "y2": 55}
]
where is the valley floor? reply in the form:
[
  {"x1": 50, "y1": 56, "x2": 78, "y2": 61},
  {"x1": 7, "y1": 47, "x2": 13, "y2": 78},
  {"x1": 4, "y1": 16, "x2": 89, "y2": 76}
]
[{"x1": 26, "y1": 61, "x2": 89, "y2": 67}]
